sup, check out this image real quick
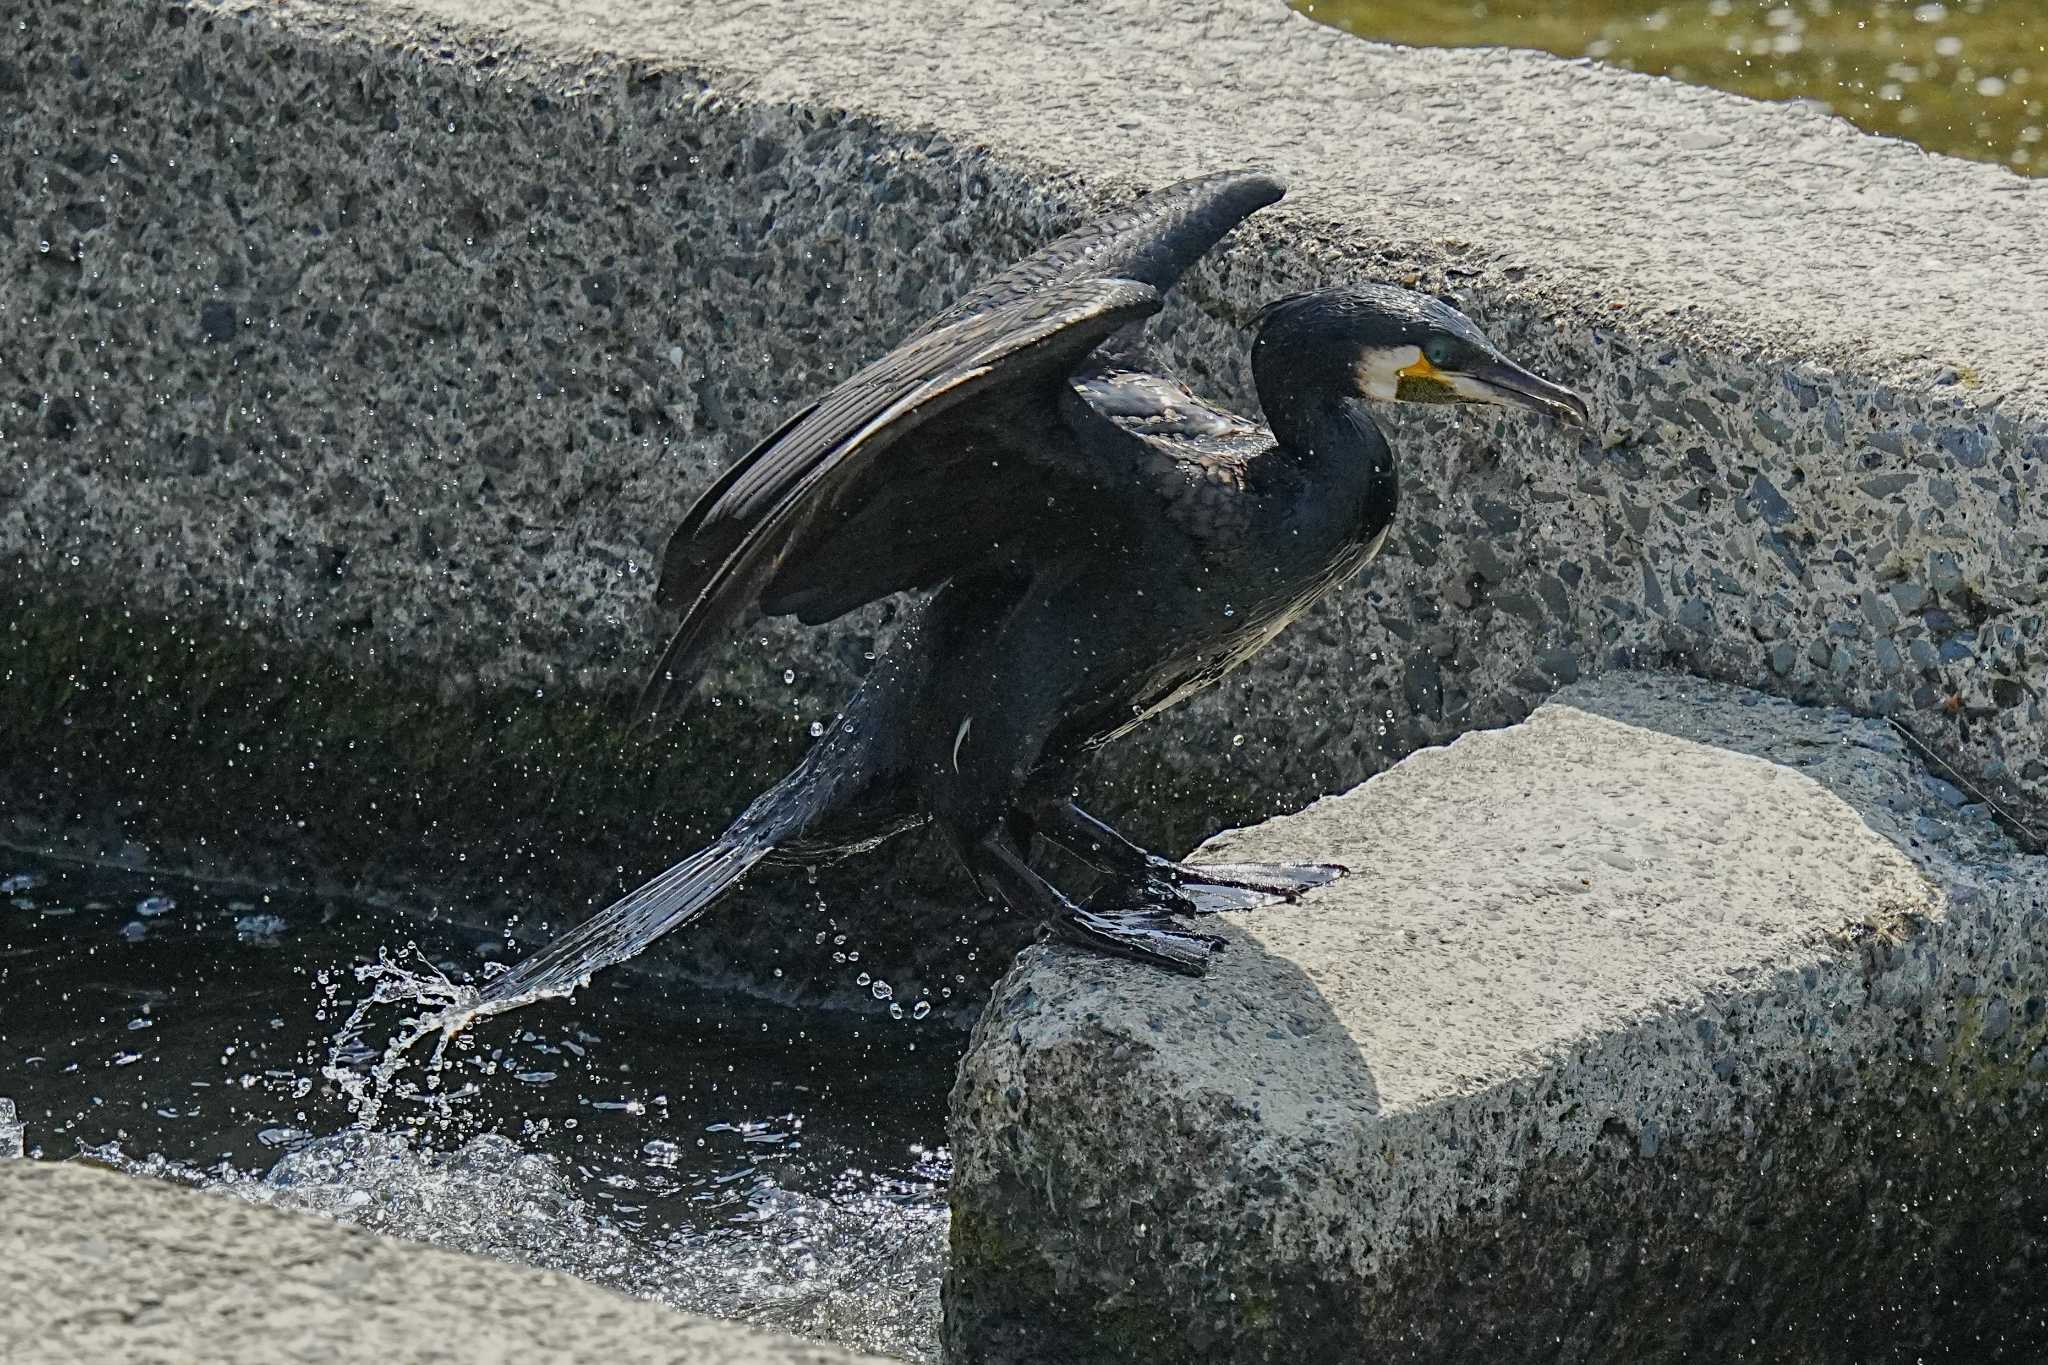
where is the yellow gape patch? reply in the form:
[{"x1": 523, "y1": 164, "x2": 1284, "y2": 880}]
[{"x1": 1394, "y1": 354, "x2": 1459, "y2": 404}]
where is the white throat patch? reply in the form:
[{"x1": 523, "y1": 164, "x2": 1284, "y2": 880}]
[{"x1": 1354, "y1": 344, "x2": 1423, "y2": 401}]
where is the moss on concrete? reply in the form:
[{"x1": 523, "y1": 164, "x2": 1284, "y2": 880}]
[
  {"x1": 0, "y1": 582, "x2": 1015, "y2": 1002},
  {"x1": 947, "y1": 1031, "x2": 2048, "y2": 1365}
]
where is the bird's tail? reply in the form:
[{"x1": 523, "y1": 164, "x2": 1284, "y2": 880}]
[
  {"x1": 466, "y1": 831, "x2": 775, "y2": 1014},
  {"x1": 466, "y1": 724, "x2": 871, "y2": 1017}
]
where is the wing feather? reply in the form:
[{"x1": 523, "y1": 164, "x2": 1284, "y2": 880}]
[
  {"x1": 638, "y1": 278, "x2": 1161, "y2": 714},
  {"x1": 916, "y1": 169, "x2": 1285, "y2": 337},
  {"x1": 639, "y1": 170, "x2": 1290, "y2": 715}
]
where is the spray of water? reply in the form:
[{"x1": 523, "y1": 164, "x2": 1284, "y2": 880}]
[
  {"x1": 326, "y1": 831, "x2": 779, "y2": 1125},
  {"x1": 320, "y1": 945, "x2": 482, "y2": 1129}
]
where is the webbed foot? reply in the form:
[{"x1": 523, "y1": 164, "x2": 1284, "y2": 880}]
[
  {"x1": 1161, "y1": 859, "x2": 1345, "y2": 911},
  {"x1": 1050, "y1": 905, "x2": 1225, "y2": 977},
  {"x1": 1033, "y1": 800, "x2": 1344, "y2": 912}
]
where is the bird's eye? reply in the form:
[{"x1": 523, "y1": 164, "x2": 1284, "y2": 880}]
[{"x1": 1422, "y1": 336, "x2": 1458, "y2": 368}]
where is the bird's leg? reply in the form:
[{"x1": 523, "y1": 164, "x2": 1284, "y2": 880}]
[
  {"x1": 1037, "y1": 799, "x2": 1344, "y2": 913},
  {"x1": 948, "y1": 823, "x2": 1223, "y2": 977}
]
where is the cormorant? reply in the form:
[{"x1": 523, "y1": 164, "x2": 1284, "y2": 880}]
[{"x1": 471, "y1": 170, "x2": 1587, "y2": 1011}]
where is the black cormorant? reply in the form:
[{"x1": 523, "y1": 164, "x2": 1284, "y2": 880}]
[{"x1": 472, "y1": 170, "x2": 1587, "y2": 1010}]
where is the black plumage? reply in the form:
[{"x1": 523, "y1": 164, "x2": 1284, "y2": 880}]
[{"x1": 474, "y1": 170, "x2": 1587, "y2": 1008}]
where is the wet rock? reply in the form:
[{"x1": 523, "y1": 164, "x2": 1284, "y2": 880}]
[
  {"x1": 1890, "y1": 582, "x2": 1930, "y2": 613},
  {"x1": 199, "y1": 300, "x2": 237, "y2": 342},
  {"x1": 1747, "y1": 474, "x2": 1796, "y2": 526},
  {"x1": 1534, "y1": 647, "x2": 1580, "y2": 684}
]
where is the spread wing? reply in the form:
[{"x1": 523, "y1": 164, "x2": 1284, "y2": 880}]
[
  {"x1": 641, "y1": 278, "x2": 1162, "y2": 714},
  {"x1": 642, "y1": 170, "x2": 1288, "y2": 713}
]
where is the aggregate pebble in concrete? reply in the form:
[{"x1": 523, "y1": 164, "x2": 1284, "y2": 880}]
[
  {"x1": 946, "y1": 671, "x2": 2048, "y2": 1363},
  {"x1": 0, "y1": 1159, "x2": 892, "y2": 1365},
  {"x1": 2, "y1": 0, "x2": 2042, "y2": 991}
]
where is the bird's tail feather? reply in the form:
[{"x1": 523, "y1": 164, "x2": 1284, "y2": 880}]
[
  {"x1": 466, "y1": 734, "x2": 865, "y2": 1015},
  {"x1": 464, "y1": 628, "x2": 924, "y2": 1020},
  {"x1": 467, "y1": 832, "x2": 777, "y2": 1014}
]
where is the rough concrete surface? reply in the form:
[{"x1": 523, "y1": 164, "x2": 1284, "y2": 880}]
[
  {"x1": 3, "y1": 0, "x2": 2043, "y2": 996},
  {"x1": 0, "y1": 1158, "x2": 893, "y2": 1365},
  {"x1": 947, "y1": 671, "x2": 2048, "y2": 1363}
]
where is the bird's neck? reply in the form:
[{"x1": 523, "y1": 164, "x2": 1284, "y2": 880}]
[{"x1": 1253, "y1": 360, "x2": 1393, "y2": 486}]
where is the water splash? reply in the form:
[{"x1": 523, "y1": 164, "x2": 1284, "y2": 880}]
[
  {"x1": 0, "y1": 1098, "x2": 24, "y2": 1160},
  {"x1": 330, "y1": 832, "x2": 783, "y2": 1117},
  {"x1": 319, "y1": 945, "x2": 484, "y2": 1130},
  {"x1": 6, "y1": 853, "x2": 953, "y2": 1362}
]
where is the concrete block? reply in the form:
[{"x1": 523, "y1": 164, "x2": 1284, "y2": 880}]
[
  {"x1": 946, "y1": 671, "x2": 2048, "y2": 1362},
  {"x1": 0, "y1": 1158, "x2": 891, "y2": 1365},
  {"x1": 3, "y1": 0, "x2": 2042, "y2": 996}
]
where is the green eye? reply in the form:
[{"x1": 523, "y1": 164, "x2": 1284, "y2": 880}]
[{"x1": 1422, "y1": 335, "x2": 1458, "y2": 368}]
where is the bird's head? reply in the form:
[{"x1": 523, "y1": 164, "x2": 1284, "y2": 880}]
[{"x1": 1254, "y1": 286, "x2": 1589, "y2": 426}]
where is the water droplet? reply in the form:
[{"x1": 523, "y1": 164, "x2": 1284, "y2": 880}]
[
  {"x1": 783, "y1": 669, "x2": 796, "y2": 684},
  {"x1": 1232, "y1": 734, "x2": 1245, "y2": 747},
  {"x1": 889, "y1": 1002, "x2": 904, "y2": 1019},
  {"x1": 0, "y1": 1098, "x2": 24, "y2": 1160},
  {"x1": 808, "y1": 720, "x2": 824, "y2": 737},
  {"x1": 856, "y1": 971, "x2": 870, "y2": 986},
  {"x1": 136, "y1": 894, "x2": 175, "y2": 917},
  {"x1": 870, "y1": 979, "x2": 893, "y2": 1000},
  {"x1": 912, "y1": 1000, "x2": 932, "y2": 1020}
]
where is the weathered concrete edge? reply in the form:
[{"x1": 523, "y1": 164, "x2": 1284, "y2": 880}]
[
  {"x1": 0, "y1": 1160, "x2": 891, "y2": 1364},
  {"x1": 3, "y1": 1, "x2": 2042, "y2": 982},
  {"x1": 943, "y1": 673, "x2": 2048, "y2": 1358},
  {"x1": 216, "y1": 0, "x2": 2048, "y2": 403}
]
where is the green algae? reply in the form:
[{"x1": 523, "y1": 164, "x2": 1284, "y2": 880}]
[
  {"x1": 0, "y1": 587, "x2": 799, "y2": 919},
  {"x1": 1303, "y1": 0, "x2": 2046, "y2": 175}
]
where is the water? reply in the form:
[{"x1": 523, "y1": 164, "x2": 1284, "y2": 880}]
[
  {"x1": 1305, "y1": 0, "x2": 2044, "y2": 174},
  {"x1": 0, "y1": 854, "x2": 954, "y2": 1360},
  {"x1": 0, "y1": 1096, "x2": 23, "y2": 1159}
]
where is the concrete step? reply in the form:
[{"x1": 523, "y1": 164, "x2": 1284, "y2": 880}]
[
  {"x1": 946, "y1": 671, "x2": 2048, "y2": 1363},
  {"x1": 0, "y1": 1158, "x2": 893, "y2": 1365}
]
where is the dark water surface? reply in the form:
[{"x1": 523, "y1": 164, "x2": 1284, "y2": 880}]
[
  {"x1": 0, "y1": 852, "x2": 955, "y2": 1360},
  {"x1": 1304, "y1": 0, "x2": 2044, "y2": 173}
]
